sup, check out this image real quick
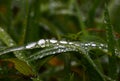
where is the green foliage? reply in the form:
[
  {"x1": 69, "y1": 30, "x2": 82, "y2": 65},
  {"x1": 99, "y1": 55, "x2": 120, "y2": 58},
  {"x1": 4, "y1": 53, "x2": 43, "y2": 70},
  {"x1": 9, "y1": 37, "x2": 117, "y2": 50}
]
[
  {"x1": 3, "y1": 58, "x2": 35, "y2": 76},
  {"x1": 0, "y1": 0, "x2": 120, "y2": 81},
  {"x1": 104, "y1": 3, "x2": 118, "y2": 80}
]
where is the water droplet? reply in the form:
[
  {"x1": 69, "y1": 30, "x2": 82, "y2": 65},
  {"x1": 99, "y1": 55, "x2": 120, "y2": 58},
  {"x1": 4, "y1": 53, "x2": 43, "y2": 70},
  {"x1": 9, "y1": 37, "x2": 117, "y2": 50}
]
[
  {"x1": 60, "y1": 41, "x2": 67, "y2": 44},
  {"x1": 50, "y1": 39, "x2": 57, "y2": 43},
  {"x1": 69, "y1": 42, "x2": 74, "y2": 45},
  {"x1": 37, "y1": 39, "x2": 46, "y2": 47},
  {"x1": 26, "y1": 42, "x2": 37, "y2": 49},
  {"x1": 100, "y1": 44, "x2": 104, "y2": 47},
  {"x1": 84, "y1": 43, "x2": 89, "y2": 46},
  {"x1": 91, "y1": 43, "x2": 96, "y2": 47}
]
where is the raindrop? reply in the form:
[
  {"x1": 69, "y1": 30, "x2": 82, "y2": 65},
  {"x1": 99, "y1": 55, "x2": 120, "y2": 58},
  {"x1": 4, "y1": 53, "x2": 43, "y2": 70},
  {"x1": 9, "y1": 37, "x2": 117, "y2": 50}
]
[
  {"x1": 69, "y1": 42, "x2": 74, "y2": 45},
  {"x1": 26, "y1": 42, "x2": 37, "y2": 49},
  {"x1": 91, "y1": 43, "x2": 96, "y2": 47},
  {"x1": 60, "y1": 41, "x2": 68, "y2": 44},
  {"x1": 50, "y1": 39, "x2": 57, "y2": 43},
  {"x1": 37, "y1": 39, "x2": 46, "y2": 47}
]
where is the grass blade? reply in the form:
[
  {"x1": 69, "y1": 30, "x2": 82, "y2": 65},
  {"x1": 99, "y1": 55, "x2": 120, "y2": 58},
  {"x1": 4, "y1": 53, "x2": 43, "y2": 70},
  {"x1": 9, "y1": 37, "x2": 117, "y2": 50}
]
[
  {"x1": 0, "y1": 27, "x2": 27, "y2": 61},
  {"x1": 104, "y1": 3, "x2": 118, "y2": 80}
]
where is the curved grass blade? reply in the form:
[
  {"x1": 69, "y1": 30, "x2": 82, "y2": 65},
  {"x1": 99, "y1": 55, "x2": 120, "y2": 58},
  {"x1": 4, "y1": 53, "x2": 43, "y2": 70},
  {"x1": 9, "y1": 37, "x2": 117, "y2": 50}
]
[
  {"x1": 0, "y1": 39, "x2": 120, "y2": 58},
  {"x1": 26, "y1": 41, "x2": 105, "y2": 81},
  {"x1": 0, "y1": 39, "x2": 118, "y2": 81},
  {"x1": 28, "y1": 46, "x2": 76, "y2": 61},
  {"x1": 28, "y1": 44, "x2": 116, "y2": 81}
]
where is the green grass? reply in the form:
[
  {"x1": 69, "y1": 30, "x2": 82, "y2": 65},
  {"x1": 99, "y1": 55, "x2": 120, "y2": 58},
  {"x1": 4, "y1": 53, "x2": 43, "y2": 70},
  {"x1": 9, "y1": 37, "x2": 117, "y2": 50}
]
[{"x1": 0, "y1": 0, "x2": 120, "y2": 81}]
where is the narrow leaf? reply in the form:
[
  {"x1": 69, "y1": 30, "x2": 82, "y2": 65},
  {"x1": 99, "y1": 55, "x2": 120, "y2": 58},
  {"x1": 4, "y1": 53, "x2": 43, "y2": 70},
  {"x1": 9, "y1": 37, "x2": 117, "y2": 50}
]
[
  {"x1": 104, "y1": 3, "x2": 118, "y2": 80},
  {"x1": 0, "y1": 27, "x2": 27, "y2": 61},
  {"x1": 4, "y1": 58, "x2": 35, "y2": 76}
]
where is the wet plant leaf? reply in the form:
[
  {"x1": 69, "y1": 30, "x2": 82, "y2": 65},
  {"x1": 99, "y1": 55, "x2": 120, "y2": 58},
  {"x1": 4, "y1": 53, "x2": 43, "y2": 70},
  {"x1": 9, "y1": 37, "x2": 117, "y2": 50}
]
[
  {"x1": 0, "y1": 27, "x2": 27, "y2": 61},
  {"x1": 0, "y1": 39, "x2": 112, "y2": 80},
  {"x1": 3, "y1": 58, "x2": 35, "y2": 76},
  {"x1": 104, "y1": 3, "x2": 118, "y2": 80}
]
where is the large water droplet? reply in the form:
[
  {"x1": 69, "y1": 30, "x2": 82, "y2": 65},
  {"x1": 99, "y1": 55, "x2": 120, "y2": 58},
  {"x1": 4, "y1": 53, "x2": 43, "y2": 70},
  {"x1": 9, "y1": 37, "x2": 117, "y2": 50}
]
[{"x1": 37, "y1": 39, "x2": 46, "y2": 47}]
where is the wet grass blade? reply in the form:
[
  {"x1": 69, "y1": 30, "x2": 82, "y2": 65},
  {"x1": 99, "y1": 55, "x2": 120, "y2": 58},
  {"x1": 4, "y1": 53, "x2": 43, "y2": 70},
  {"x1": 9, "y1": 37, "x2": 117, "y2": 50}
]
[
  {"x1": 0, "y1": 27, "x2": 27, "y2": 61},
  {"x1": 104, "y1": 3, "x2": 118, "y2": 80},
  {"x1": 4, "y1": 58, "x2": 35, "y2": 76},
  {"x1": 0, "y1": 38, "x2": 114, "y2": 80}
]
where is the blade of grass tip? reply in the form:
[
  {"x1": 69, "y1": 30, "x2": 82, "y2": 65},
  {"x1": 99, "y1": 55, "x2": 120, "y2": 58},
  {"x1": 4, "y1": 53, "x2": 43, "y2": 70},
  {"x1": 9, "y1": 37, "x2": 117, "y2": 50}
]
[
  {"x1": 27, "y1": 0, "x2": 40, "y2": 41},
  {"x1": 104, "y1": 3, "x2": 118, "y2": 80},
  {"x1": 18, "y1": 0, "x2": 29, "y2": 45},
  {"x1": 25, "y1": 0, "x2": 40, "y2": 43},
  {"x1": 0, "y1": 27, "x2": 27, "y2": 61},
  {"x1": 74, "y1": 0, "x2": 88, "y2": 36}
]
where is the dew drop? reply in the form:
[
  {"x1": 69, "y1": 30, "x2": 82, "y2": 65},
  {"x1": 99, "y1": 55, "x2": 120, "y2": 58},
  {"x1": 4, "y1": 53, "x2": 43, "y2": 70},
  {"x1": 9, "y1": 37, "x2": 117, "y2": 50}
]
[
  {"x1": 91, "y1": 43, "x2": 96, "y2": 47},
  {"x1": 50, "y1": 39, "x2": 57, "y2": 43},
  {"x1": 100, "y1": 44, "x2": 104, "y2": 47},
  {"x1": 69, "y1": 42, "x2": 74, "y2": 45},
  {"x1": 85, "y1": 43, "x2": 89, "y2": 46},
  {"x1": 60, "y1": 41, "x2": 67, "y2": 44},
  {"x1": 37, "y1": 39, "x2": 46, "y2": 47},
  {"x1": 26, "y1": 42, "x2": 37, "y2": 49}
]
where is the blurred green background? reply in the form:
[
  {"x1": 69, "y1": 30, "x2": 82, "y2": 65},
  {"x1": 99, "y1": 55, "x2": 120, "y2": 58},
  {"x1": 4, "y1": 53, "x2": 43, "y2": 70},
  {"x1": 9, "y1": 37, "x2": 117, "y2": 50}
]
[{"x1": 0, "y1": 0, "x2": 120, "y2": 81}]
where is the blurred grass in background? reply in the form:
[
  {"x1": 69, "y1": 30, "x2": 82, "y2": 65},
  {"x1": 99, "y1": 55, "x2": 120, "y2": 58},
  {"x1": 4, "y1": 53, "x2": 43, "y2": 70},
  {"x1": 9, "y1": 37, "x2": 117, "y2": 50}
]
[{"x1": 0, "y1": 0, "x2": 120, "y2": 81}]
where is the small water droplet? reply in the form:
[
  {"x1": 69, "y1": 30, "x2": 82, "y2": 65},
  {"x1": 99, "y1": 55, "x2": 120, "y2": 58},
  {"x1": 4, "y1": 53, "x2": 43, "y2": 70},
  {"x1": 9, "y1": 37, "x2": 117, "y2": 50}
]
[
  {"x1": 60, "y1": 41, "x2": 67, "y2": 44},
  {"x1": 26, "y1": 42, "x2": 37, "y2": 49},
  {"x1": 91, "y1": 43, "x2": 96, "y2": 47},
  {"x1": 69, "y1": 42, "x2": 74, "y2": 45},
  {"x1": 100, "y1": 44, "x2": 104, "y2": 47},
  {"x1": 84, "y1": 43, "x2": 89, "y2": 46},
  {"x1": 50, "y1": 39, "x2": 57, "y2": 43}
]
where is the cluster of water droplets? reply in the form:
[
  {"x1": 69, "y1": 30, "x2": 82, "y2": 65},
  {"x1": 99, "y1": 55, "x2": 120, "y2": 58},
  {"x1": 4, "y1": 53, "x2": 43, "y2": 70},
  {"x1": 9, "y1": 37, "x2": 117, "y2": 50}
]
[{"x1": 0, "y1": 39, "x2": 120, "y2": 60}]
